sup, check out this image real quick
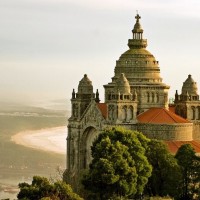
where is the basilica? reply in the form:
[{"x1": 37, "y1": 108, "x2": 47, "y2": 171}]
[{"x1": 64, "y1": 14, "x2": 200, "y2": 188}]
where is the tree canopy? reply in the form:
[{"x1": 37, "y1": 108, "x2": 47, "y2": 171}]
[
  {"x1": 145, "y1": 139, "x2": 182, "y2": 198},
  {"x1": 17, "y1": 176, "x2": 83, "y2": 200},
  {"x1": 82, "y1": 127, "x2": 152, "y2": 200},
  {"x1": 175, "y1": 144, "x2": 200, "y2": 200}
]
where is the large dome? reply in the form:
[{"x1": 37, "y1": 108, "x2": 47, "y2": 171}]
[
  {"x1": 112, "y1": 14, "x2": 162, "y2": 84},
  {"x1": 104, "y1": 13, "x2": 170, "y2": 113}
]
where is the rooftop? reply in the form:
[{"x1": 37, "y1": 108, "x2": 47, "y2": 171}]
[
  {"x1": 137, "y1": 107, "x2": 190, "y2": 124},
  {"x1": 97, "y1": 103, "x2": 107, "y2": 119},
  {"x1": 165, "y1": 140, "x2": 200, "y2": 155}
]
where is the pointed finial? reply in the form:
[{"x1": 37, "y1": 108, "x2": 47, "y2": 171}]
[
  {"x1": 95, "y1": 89, "x2": 100, "y2": 103},
  {"x1": 72, "y1": 89, "x2": 76, "y2": 99},
  {"x1": 135, "y1": 12, "x2": 141, "y2": 22},
  {"x1": 175, "y1": 90, "x2": 178, "y2": 102},
  {"x1": 96, "y1": 89, "x2": 99, "y2": 96}
]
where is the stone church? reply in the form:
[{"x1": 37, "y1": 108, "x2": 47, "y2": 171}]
[{"x1": 64, "y1": 14, "x2": 200, "y2": 188}]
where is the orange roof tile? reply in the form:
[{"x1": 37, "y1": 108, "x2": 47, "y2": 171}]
[
  {"x1": 165, "y1": 140, "x2": 200, "y2": 154},
  {"x1": 137, "y1": 107, "x2": 190, "y2": 124},
  {"x1": 97, "y1": 103, "x2": 107, "y2": 119}
]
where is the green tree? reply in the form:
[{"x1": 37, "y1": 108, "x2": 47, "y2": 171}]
[
  {"x1": 145, "y1": 139, "x2": 182, "y2": 198},
  {"x1": 175, "y1": 144, "x2": 200, "y2": 200},
  {"x1": 17, "y1": 176, "x2": 83, "y2": 200},
  {"x1": 82, "y1": 127, "x2": 152, "y2": 200}
]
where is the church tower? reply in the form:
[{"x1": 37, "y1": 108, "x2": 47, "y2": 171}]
[
  {"x1": 175, "y1": 74, "x2": 200, "y2": 120},
  {"x1": 67, "y1": 74, "x2": 97, "y2": 185},
  {"x1": 106, "y1": 73, "x2": 137, "y2": 124},
  {"x1": 104, "y1": 14, "x2": 170, "y2": 114},
  {"x1": 69, "y1": 74, "x2": 95, "y2": 120}
]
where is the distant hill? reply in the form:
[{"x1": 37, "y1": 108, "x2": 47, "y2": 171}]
[
  {"x1": 33, "y1": 99, "x2": 71, "y2": 111},
  {"x1": 0, "y1": 99, "x2": 71, "y2": 118}
]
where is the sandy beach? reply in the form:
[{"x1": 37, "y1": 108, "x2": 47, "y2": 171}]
[{"x1": 11, "y1": 126, "x2": 67, "y2": 154}]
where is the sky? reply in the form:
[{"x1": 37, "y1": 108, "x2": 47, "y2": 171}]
[{"x1": 1, "y1": 0, "x2": 200, "y2": 106}]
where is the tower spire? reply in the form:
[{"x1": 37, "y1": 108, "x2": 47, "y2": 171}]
[
  {"x1": 132, "y1": 13, "x2": 143, "y2": 39},
  {"x1": 135, "y1": 13, "x2": 141, "y2": 22},
  {"x1": 128, "y1": 13, "x2": 147, "y2": 49}
]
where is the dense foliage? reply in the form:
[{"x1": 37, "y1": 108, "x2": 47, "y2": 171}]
[
  {"x1": 175, "y1": 144, "x2": 200, "y2": 200},
  {"x1": 81, "y1": 127, "x2": 200, "y2": 200},
  {"x1": 17, "y1": 176, "x2": 83, "y2": 200},
  {"x1": 145, "y1": 139, "x2": 182, "y2": 198},
  {"x1": 82, "y1": 127, "x2": 152, "y2": 199}
]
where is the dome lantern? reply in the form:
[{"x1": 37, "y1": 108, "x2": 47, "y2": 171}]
[
  {"x1": 128, "y1": 13, "x2": 147, "y2": 49},
  {"x1": 132, "y1": 13, "x2": 143, "y2": 39},
  {"x1": 111, "y1": 13, "x2": 164, "y2": 84}
]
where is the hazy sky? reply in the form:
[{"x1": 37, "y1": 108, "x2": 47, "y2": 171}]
[{"x1": 1, "y1": 0, "x2": 200, "y2": 105}]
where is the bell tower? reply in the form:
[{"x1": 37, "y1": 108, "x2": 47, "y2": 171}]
[
  {"x1": 106, "y1": 73, "x2": 137, "y2": 124},
  {"x1": 175, "y1": 74, "x2": 200, "y2": 120},
  {"x1": 70, "y1": 74, "x2": 95, "y2": 120}
]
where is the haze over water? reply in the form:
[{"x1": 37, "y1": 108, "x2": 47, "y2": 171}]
[{"x1": 0, "y1": 104, "x2": 67, "y2": 199}]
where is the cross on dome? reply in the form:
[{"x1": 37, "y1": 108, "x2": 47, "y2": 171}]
[
  {"x1": 135, "y1": 13, "x2": 141, "y2": 22},
  {"x1": 131, "y1": 12, "x2": 144, "y2": 43}
]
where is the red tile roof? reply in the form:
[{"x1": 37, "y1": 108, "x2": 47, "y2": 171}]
[
  {"x1": 137, "y1": 107, "x2": 190, "y2": 124},
  {"x1": 97, "y1": 103, "x2": 107, "y2": 119},
  {"x1": 165, "y1": 140, "x2": 200, "y2": 154}
]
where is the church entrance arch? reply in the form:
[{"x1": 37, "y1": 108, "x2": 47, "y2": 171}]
[{"x1": 81, "y1": 126, "x2": 98, "y2": 169}]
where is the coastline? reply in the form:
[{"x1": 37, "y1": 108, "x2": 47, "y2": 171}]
[{"x1": 11, "y1": 126, "x2": 67, "y2": 154}]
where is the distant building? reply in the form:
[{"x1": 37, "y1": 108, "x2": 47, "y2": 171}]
[{"x1": 64, "y1": 14, "x2": 200, "y2": 189}]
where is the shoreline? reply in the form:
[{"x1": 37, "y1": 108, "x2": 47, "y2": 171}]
[{"x1": 11, "y1": 126, "x2": 67, "y2": 155}]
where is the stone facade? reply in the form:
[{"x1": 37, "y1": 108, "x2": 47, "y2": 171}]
[
  {"x1": 137, "y1": 123, "x2": 193, "y2": 141},
  {"x1": 64, "y1": 14, "x2": 200, "y2": 190}
]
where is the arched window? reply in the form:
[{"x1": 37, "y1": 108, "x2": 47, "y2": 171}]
[
  {"x1": 156, "y1": 93, "x2": 159, "y2": 103},
  {"x1": 127, "y1": 106, "x2": 133, "y2": 121},
  {"x1": 111, "y1": 91, "x2": 114, "y2": 100},
  {"x1": 147, "y1": 92, "x2": 150, "y2": 103},
  {"x1": 122, "y1": 106, "x2": 127, "y2": 121},
  {"x1": 108, "y1": 93, "x2": 111, "y2": 100},
  {"x1": 109, "y1": 105, "x2": 115, "y2": 120},
  {"x1": 152, "y1": 93, "x2": 155, "y2": 103},
  {"x1": 191, "y1": 106, "x2": 195, "y2": 120},
  {"x1": 197, "y1": 106, "x2": 200, "y2": 120}
]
